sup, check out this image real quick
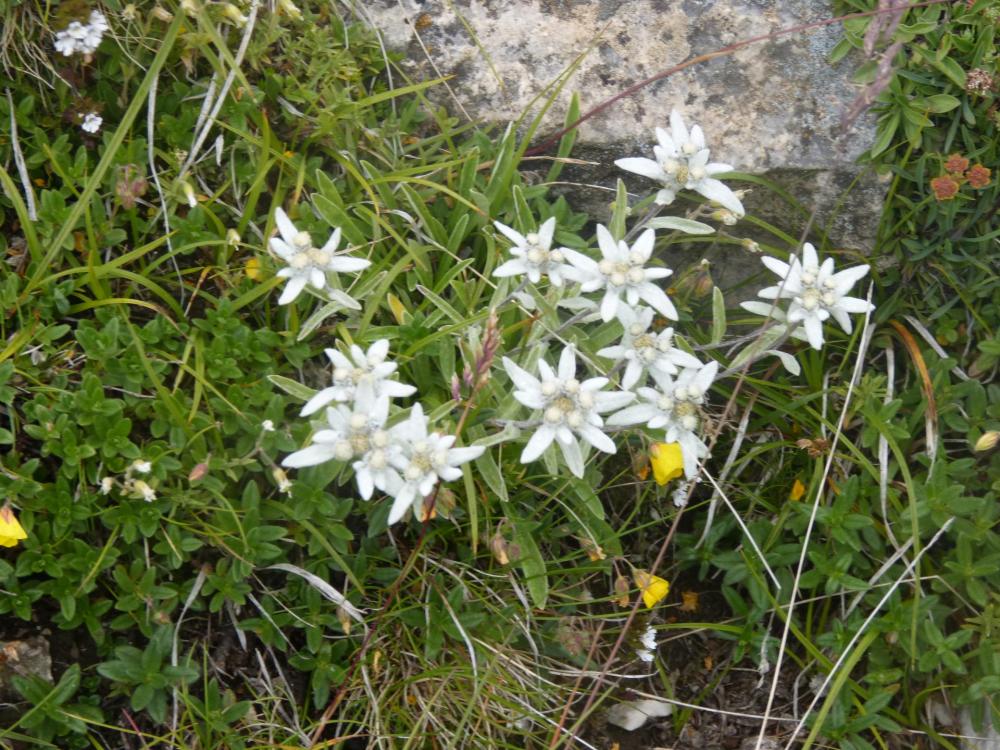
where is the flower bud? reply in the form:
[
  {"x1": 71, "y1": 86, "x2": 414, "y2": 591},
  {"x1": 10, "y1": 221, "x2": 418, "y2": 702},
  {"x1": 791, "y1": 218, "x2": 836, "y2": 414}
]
[
  {"x1": 974, "y1": 431, "x2": 999, "y2": 452},
  {"x1": 226, "y1": 228, "x2": 241, "y2": 248},
  {"x1": 151, "y1": 5, "x2": 174, "y2": 21}
]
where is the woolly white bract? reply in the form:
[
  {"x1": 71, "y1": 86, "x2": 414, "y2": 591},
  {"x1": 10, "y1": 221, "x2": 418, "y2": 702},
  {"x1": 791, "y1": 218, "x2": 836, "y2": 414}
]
[
  {"x1": 383, "y1": 404, "x2": 484, "y2": 524},
  {"x1": 503, "y1": 346, "x2": 633, "y2": 478},
  {"x1": 607, "y1": 360, "x2": 718, "y2": 479},
  {"x1": 598, "y1": 306, "x2": 702, "y2": 389},
  {"x1": 300, "y1": 339, "x2": 416, "y2": 416},
  {"x1": 492, "y1": 217, "x2": 575, "y2": 286},
  {"x1": 615, "y1": 109, "x2": 744, "y2": 217},
  {"x1": 757, "y1": 243, "x2": 873, "y2": 350},
  {"x1": 562, "y1": 225, "x2": 677, "y2": 323},
  {"x1": 270, "y1": 207, "x2": 370, "y2": 305}
]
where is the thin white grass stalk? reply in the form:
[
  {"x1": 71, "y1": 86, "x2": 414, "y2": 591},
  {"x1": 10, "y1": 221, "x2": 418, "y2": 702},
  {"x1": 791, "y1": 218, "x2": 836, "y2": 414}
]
[
  {"x1": 145, "y1": 75, "x2": 185, "y2": 302},
  {"x1": 253, "y1": 648, "x2": 310, "y2": 744},
  {"x1": 701, "y1": 468, "x2": 782, "y2": 590},
  {"x1": 845, "y1": 536, "x2": 913, "y2": 617},
  {"x1": 753, "y1": 289, "x2": 875, "y2": 749},
  {"x1": 879, "y1": 345, "x2": 902, "y2": 551},
  {"x1": 782, "y1": 517, "x2": 955, "y2": 749},
  {"x1": 179, "y1": 0, "x2": 259, "y2": 178},
  {"x1": 170, "y1": 565, "x2": 206, "y2": 731},
  {"x1": 697, "y1": 403, "x2": 752, "y2": 548},
  {"x1": 903, "y1": 314, "x2": 970, "y2": 381},
  {"x1": 439, "y1": 589, "x2": 479, "y2": 678},
  {"x1": 5, "y1": 89, "x2": 36, "y2": 220}
]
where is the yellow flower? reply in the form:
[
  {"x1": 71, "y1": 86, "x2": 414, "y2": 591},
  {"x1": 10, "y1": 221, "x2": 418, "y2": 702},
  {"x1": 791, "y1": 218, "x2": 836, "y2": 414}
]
[
  {"x1": 633, "y1": 569, "x2": 670, "y2": 608},
  {"x1": 649, "y1": 442, "x2": 684, "y2": 485},
  {"x1": 789, "y1": 478, "x2": 806, "y2": 501},
  {"x1": 0, "y1": 504, "x2": 27, "y2": 548}
]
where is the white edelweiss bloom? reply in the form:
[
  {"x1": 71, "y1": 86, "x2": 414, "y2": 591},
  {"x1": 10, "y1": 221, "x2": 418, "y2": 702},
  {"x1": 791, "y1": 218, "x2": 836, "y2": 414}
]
[
  {"x1": 503, "y1": 346, "x2": 634, "y2": 478},
  {"x1": 739, "y1": 300, "x2": 809, "y2": 343},
  {"x1": 757, "y1": 242, "x2": 874, "y2": 350},
  {"x1": 615, "y1": 109, "x2": 744, "y2": 217},
  {"x1": 492, "y1": 217, "x2": 574, "y2": 286},
  {"x1": 607, "y1": 360, "x2": 718, "y2": 479},
  {"x1": 269, "y1": 206, "x2": 371, "y2": 306},
  {"x1": 384, "y1": 403, "x2": 484, "y2": 524},
  {"x1": 81, "y1": 112, "x2": 102, "y2": 133},
  {"x1": 562, "y1": 225, "x2": 676, "y2": 323},
  {"x1": 636, "y1": 625, "x2": 658, "y2": 662},
  {"x1": 598, "y1": 306, "x2": 702, "y2": 388},
  {"x1": 282, "y1": 385, "x2": 391, "y2": 471},
  {"x1": 300, "y1": 339, "x2": 416, "y2": 416}
]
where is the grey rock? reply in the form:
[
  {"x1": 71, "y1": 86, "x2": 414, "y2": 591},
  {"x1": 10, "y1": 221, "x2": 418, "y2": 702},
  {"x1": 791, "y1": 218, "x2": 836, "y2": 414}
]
[{"x1": 359, "y1": 0, "x2": 882, "y2": 254}]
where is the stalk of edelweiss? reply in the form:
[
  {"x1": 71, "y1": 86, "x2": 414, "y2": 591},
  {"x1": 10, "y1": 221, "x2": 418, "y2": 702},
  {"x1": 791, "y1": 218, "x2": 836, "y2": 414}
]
[
  {"x1": 269, "y1": 207, "x2": 371, "y2": 306},
  {"x1": 757, "y1": 242, "x2": 873, "y2": 350},
  {"x1": 562, "y1": 225, "x2": 677, "y2": 323},
  {"x1": 300, "y1": 339, "x2": 416, "y2": 416},
  {"x1": 598, "y1": 306, "x2": 702, "y2": 389},
  {"x1": 615, "y1": 109, "x2": 744, "y2": 217},
  {"x1": 503, "y1": 345, "x2": 634, "y2": 478},
  {"x1": 607, "y1": 361, "x2": 719, "y2": 479}
]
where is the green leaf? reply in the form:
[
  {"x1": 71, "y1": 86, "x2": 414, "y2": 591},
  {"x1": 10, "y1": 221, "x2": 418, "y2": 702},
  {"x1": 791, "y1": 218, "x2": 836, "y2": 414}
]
[
  {"x1": 921, "y1": 94, "x2": 960, "y2": 113},
  {"x1": 510, "y1": 517, "x2": 548, "y2": 608},
  {"x1": 608, "y1": 179, "x2": 629, "y2": 241},
  {"x1": 267, "y1": 374, "x2": 317, "y2": 401},
  {"x1": 711, "y1": 287, "x2": 726, "y2": 344},
  {"x1": 646, "y1": 216, "x2": 715, "y2": 235}
]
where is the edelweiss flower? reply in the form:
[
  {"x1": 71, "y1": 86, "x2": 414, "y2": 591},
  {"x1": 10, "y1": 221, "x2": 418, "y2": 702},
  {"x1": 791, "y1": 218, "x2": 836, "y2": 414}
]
[
  {"x1": 607, "y1": 361, "x2": 718, "y2": 478},
  {"x1": 300, "y1": 339, "x2": 416, "y2": 416},
  {"x1": 492, "y1": 217, "x2": 574, "y2": 286},
  {"x1": 270, "y1": 207, "x2": 371, "y2": 306},
  {"x1": 81, "y1": 112, "x2": 102, "y2": 133},
  {"x1": 615, "y1": 109, "x2": 744, "y2": 217},
  {"x1": 562, "y1": 225, "x2": 676, "y2": 323},
  {"x1": 283, "y1": 385, "x2": 391, "y2": 473},
  {"x1": 598, "y1": 306, "x2": 702, "y2": 388},
  {"x1": 757, "y1": 243, "x2": 873, "y2": 350},
  {"x1": 385, "y1": 404, "x2": 484, "y2": 524},
  {"x1": 503, "y1": 346, "x2": 633, "y2": 478}
]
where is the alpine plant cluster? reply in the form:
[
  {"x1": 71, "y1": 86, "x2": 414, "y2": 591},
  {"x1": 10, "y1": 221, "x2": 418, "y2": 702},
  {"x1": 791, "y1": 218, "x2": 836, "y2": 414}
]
[{"x1": 274, "y1": 110, "x2": 874, "y2": 526}]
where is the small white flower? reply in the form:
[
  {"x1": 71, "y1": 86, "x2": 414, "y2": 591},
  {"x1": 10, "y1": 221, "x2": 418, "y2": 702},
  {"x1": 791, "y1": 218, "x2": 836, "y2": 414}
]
[
  {"x1": 80, "y1": 112, "x2": 102, "y2": 133},
  {"x1": 54, "y1": 24, "x2": 84, "y2": 55},
  {"x1": 672, "y1": 480, "x2": 693, "y2": 507},
  {"x1": 562, "y1": 225, "x2": 677, "y2": 323},
  {"x1": 597, "y1": 306, "x2": 702, "y2": 388},
  {"x1": 133, "y1": 479, "x2": 156, "y2": 502},
  {"x1": 132, "y1": 460, "x2": 152, "y2": 474},
  {"x1": 757, "y1": 243, "x2": 873, "y2": 350},
  {"x1": 492, "y1": 217, "x2": 574, "y2": 286},
  {"x1": 636, "y1": 625, "x2": 658, "y2": 662},
  {"x1": 269, "y1": 207, "x2": 371, "y2": 306},
  {"x1": 272, "y1": 467, "x2": 293, "y2": 494},
  {"x1": 261, "y1": 419, "x2": 275, "y2": 432},
  {"x1": 300, "y1": 339, "x2": 416, "y2": 416},
  {"x1": 607, "y1": 361, "x2": 718, "y2": 479},
  {"x1": 503, "y1": 346, "x2": 634, "y2": 478},
  {"x1": 615, "y1": 109, "x2": 744, "y2": 217},
  {"x1": 99, "y1": 477, "x2": 114, "y2": 495},
  {"x1": 384, "y1": 404, "x2": 484, "y2": 524}
]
